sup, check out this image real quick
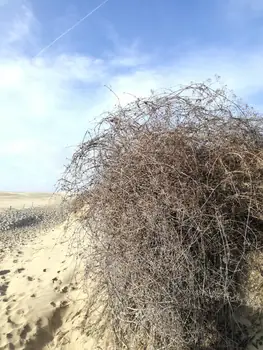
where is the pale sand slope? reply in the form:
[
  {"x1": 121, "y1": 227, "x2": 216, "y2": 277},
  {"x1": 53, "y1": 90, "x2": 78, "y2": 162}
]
[
  {"x1": 0, "y1": 194, "x2": 98, "y2": 350},
  {"x1": 2, "y1": 194, "x2": 263, "y2": 349},
  {"x1": 0, "y1": 192, "x2": 62, "y2": 213},
  {"x1": 0, "y1": 225, "x2": 98, "y2": 350}
]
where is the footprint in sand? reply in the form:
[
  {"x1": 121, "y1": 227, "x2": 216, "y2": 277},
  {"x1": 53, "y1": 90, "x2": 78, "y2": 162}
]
[
  {"x1": 16, "y1": 309, "x2": 25, "y2": 316},
  {"x1": 0, "y1": 281, "x2": 9, "y2": 296},
  {"x1": 0, "y1": 269, "x2": 11, "y2": 276},
  {"x1": 16, "y1": 268, "x2": 25, "y2": 274},
  {"x1": 61, "y1": 286, "x2": 68, "y2": 294},
  {"x1": 27, "y1": 276, "x2": 34, "y2": 282},
  {"x1": 7, "y1": 316, "x2": 19, "y2": 328},
  {"x1": 60, "y1": 300, "x2": 68, "y2": 307},
  {"x1": 70, "y1": 283, "x2": 77, "y2": 291},
  {"x1": 52, "y1": 276, "x2": 66, "y2": 293},
  {"x1": 6, "y1": 305, "x2": 12, "y2": 315},
  {"x1": 36, "y1": 318, "x2": 43, "y2": 328},
  {"x1": 20, "y1": 323, "x2": 32, "y2": 340}
]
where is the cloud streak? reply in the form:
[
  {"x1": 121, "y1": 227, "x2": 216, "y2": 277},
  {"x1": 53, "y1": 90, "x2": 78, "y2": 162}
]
[{"x1": 34, "y1": 0, "x2": 110, "y2": 58}]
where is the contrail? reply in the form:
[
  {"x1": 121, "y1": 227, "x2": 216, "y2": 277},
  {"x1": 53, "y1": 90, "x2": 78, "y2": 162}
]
[{"x1": 33, "y1": 0, "x2": 109, "y2": 59}]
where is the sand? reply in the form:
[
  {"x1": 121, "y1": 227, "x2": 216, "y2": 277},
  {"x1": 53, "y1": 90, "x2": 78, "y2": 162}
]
[
  {"x1": 0, "y1": 192, "x2": 62, "y2": 213},
  {"x1": 1, "y1": 193, "x2": 263, "y2": 350},
  {"x1": 0, "y1": 193, "x2": 97, "y2": 350}
]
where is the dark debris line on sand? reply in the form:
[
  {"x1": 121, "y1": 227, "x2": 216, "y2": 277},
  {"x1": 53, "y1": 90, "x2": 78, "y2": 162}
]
[{"x1": 0, "y1": 205, "x2": 67, "y2": 259}]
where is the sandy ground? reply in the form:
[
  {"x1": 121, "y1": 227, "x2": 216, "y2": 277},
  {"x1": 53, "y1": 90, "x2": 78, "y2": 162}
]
[
  {"x1": 1, "y1": 193, "x2": 263, "y2": 350},
  {"x1": 0, "y1": 193, "x2": 98, "y2": 350},
  {"x1": 0, "y1": 192, "x2": 62, "y2": 213}
]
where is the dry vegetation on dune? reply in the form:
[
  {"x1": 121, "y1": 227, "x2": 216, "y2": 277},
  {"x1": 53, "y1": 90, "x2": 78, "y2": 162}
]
[{"x1": 60, "y1": 79, "x2": 263, "y2": 349}]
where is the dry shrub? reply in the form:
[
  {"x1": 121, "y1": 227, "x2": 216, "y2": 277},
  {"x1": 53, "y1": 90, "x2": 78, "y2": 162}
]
[
  {"x1": 69, "y1": 190, "x2": 90, "y2": 214},
  {"x1": 60, "y1": 80, "x2": 263, "y2": 349}
]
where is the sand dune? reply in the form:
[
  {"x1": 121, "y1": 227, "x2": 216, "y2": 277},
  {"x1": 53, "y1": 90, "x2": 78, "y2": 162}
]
[
  {"x1": 0, "y1": 192, "x2": 62, "y2": 213},
  {"x1": 0, "y1": 193, "x2": 97, "y2": 350}
]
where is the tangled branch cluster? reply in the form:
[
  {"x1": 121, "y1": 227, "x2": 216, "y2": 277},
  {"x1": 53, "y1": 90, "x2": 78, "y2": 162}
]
[{"x1": 60, "y1": 81, "x2": 263, "y2": 349}]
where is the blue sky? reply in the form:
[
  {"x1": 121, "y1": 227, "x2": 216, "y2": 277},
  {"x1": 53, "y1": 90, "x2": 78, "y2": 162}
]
[{"x1": 1, "y1": 0, "x2": 263, "y2": 191}]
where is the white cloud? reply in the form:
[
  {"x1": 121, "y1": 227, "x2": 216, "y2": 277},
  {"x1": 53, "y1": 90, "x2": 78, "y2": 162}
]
[
  {"x1": 7, "y1": 5, "x2": 33, "y2": 43},
  {"x1": 1, "y1": 4, "x2": 263, "y2": 191}
]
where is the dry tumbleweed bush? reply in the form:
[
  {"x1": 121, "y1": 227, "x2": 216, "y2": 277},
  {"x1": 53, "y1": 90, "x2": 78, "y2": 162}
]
[{"x1": 60, "y1": 81, "x2": 263, "y2": 349}]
